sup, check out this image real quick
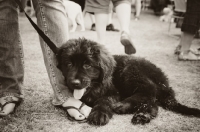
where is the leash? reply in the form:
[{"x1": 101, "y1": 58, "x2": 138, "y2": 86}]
[{"x1": 15, "y1": 0, "x2": 59, "y2": 55}]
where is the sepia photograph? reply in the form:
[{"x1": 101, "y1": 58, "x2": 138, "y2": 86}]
[{"x1": 0, "y1": 0, "x2": 200, "y2": 131}]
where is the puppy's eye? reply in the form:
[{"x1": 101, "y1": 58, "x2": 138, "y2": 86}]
[
  {"x1": 83, "y1": 64, "x2": 91, "y2": 69},
  {"x1": 66, "y1": 62, "x2": 72, "y2": 67}
]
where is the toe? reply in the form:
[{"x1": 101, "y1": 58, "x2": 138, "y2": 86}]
[
  {"x1": 74, "y1": 113, "x2": 85, "y2": 120},
  {"x1": 67, "y1": 109, "x2": 86, "y2": 120},
  {"x1": 62, "y1": 98, "x2": 88, "y2": 120},
  {"x1": 79, "y1": 105, "x2": 92, "y2": 118},
  {"x1": 0, "y1": 111, "x2": 7, "y2": 116},
  {"x1": 0, "y1": 103, "x2": 16, "y2": 116}
]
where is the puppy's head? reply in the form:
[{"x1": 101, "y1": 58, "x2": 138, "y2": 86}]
[{"x1": 57, "y1": 38, "x2": 116, "y2": 99}]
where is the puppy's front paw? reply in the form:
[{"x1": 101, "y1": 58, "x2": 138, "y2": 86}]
[
  {"x1": 131, "y1": 113, "x2": 151, "y2": 125},
  {"x1": 87, "y1": 110, "x2": 110, "y2": 126}
]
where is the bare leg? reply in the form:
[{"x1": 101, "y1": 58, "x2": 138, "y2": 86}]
[
  {"x1": 178, "y1": 32, "x2": 200, "y2": 60},
  {"x1": 180, "y1": 32, "x2": 194, "y2": 52},
  {"x1": 78, "y1": 12, "x2": 85, "y2": 31},
  {"x1": 88, "y1": 13, "x2": 96, "y2": 31},
  {"x1": 115, "y1": 3, "x2": 131, "y2": 33},
  {"x1": 94, "y1": 13, "x2": 109, "y2": 44},
  {"x1": 115, "y1": 3, "x2": 136, "y2": 54},
  {"x1": 70, "y1": 17, "x2": 77, "y2": 32},
  {"x1": 135, "y1": 0, "x2": 141, "y2": 20},
  {"x1": 89, "y1": 13, "x2": 95, "y2": 24},
  {"x1": 107, "y1": 11, "x2": 113, "y2": 24}
]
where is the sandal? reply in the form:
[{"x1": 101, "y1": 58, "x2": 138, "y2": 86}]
[
  {"x1": 178, "y1": 50, "x2": 200, "y2": 61},
  {"x1": 0, "y1": 96, "x2": 21, "y2": 117},
  {"x1": 59, "y1": 102, "x2": 87, "y2": 123}
]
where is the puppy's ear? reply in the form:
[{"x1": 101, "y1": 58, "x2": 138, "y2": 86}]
[
  {"x1": 56, "y1": 48, "x2": 63, "y2": 70},
  {"x1": 97, "y1": 46, "x2": 116, "y2": 83}
]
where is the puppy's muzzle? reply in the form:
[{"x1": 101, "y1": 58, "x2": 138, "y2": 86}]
[{"x1": 71, "y1": 79, "x2": 81, "y2": 88}]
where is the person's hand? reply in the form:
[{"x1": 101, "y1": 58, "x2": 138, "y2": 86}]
[{"x1": 20, "y1": 0, "x2": 27, "y2": 9}]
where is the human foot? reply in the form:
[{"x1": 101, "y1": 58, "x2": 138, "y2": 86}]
[
  {"x1": 178, "y1": 50, "x2": 200, "y2": 61},
  {"x1": 134, "y1": 16, "x2": 140, "y2": 21},
  {"x1": 120, "y1": 31, "x2": 136, "y2": 55},
  {"x1": 0, "y1": 96, "x2": 20, "y2": 116},
  {"x1": 62, "y1": 98, "x2": 92, "y2": 121},
  {"x1": 175, "y1": 45, "x2": 200, "y2": 55}
]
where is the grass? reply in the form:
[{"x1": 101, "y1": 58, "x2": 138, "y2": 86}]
[{"x1": 0, "y1": 10, "x2": 200, "y2": 132}]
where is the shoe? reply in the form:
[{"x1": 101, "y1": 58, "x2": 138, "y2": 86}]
[
  {"x1": 106, "y1": 24, "x2": 119, "y2": 32},
  {"x1": 178, "y1": 50, "x2": 200, "y2": 61},
  {"x1": 134, "y1": 16, "x2": 140, "y2": 21},
  {"x1": 120, "y1": 31, "x2": 136, "y2": 54},
  {"x1": 91, "y1": 23, "x2": 96, "y2": 31},
  {"x1": 0, "y1": 96, "x2": 21, "y2": 117},
  {"x1": 175, "y1": 45, "x2": 200, "y2": 55}
]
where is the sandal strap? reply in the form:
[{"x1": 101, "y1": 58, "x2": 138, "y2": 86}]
[
  {"x1": 0, "y1": 96, "x2": 21, "y2": 113},
  {"x1": 190, "y1": 49, "x2": 200, "y2": 55},
  {"x1": 63, "y1": 106, "x2": 81, "y2": 113},
  {"x1": 79, "y1": 102, "x2": 85, "y2": 110},
  {"x1": 63, "y1": 102, "x2": 86, "y2": 113},
  {"x1": 0, "y1": 100, "x2": 19, "y2": 110},
  {"x1": 62, "y1": 102, "x2": 87, "y2": 123}
]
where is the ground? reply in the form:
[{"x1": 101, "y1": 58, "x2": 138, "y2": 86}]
[{"x1": 0, "y1": 10, "x2": 200, "y2": 132}]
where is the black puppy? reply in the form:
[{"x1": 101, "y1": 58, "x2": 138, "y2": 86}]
[{"x1": 55, "y1": 38, "x2": 200, "y2": 126}]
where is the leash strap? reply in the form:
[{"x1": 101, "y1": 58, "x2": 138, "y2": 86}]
[{"x1": 15, "y1": 0, "x2": 58, "y2": 55}]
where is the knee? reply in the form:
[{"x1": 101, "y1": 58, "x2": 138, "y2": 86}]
[{"x1": 0, "y1": 0, "x2": 18, "y2": 21}]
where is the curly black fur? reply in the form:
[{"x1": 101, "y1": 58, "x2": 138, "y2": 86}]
[{"x1": 57, "y1": 38, "x2": 200, "y2": 126}]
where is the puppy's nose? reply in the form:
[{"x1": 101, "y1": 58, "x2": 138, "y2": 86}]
[{"x1": 71, "y1": 79, "x2": 81, "y2": 87}]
